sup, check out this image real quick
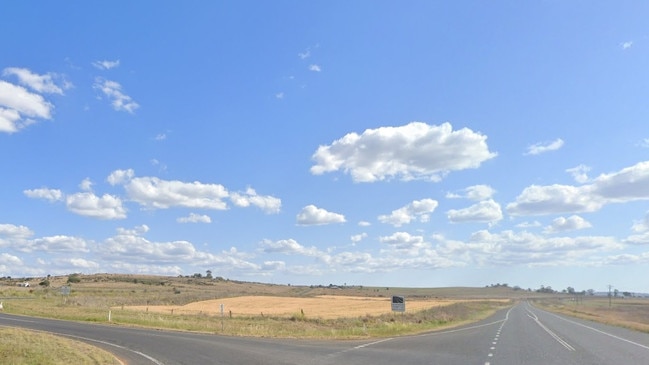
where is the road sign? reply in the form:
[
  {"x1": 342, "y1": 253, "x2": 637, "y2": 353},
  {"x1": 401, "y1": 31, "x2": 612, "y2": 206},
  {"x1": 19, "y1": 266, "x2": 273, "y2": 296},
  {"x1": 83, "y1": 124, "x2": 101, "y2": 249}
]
[{"x1": 391, "y1": 295, "x2": 405, "y2": 312}]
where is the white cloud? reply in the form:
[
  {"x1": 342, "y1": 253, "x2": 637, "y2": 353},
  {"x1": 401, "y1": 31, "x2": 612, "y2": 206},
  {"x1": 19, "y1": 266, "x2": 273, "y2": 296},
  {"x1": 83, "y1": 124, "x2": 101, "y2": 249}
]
[
  {"x1": 446, "y1": 184, "x2": 495, "y2": 201},
  {"x1": 462, "y1": 229, "x2": 622, "y2": 266},
  {"x1": 107, "y1": 169, "x2": 135, "y2": 185},
  {"x1": 621, "y1": 41, "x2": 633, "y2": 50},
  {"x1": 631, "y1": 211, "x2": 649, "y2": 233},
  {"x1": 506, "y1": 184, "x2": 602, "y2": 216},
  {"x1": 308, "y1": 64, "x2": 321, "y2": 72},
  {"x1": 3, "y1": 67, "x2": 66, "y2": 94},
  {"x1": 351, "y1": 233, "x2": 367, "y2": 243},
  {"x1": 92, "y1": 59, "x2": 120, "y2": 70},
  {"x1": 296, "y1": 205, "x2": 346, "y2": 226},
  {"x1": 27, "y1": 235, "x2": 90, "y2": 253},
  {"x1": 566, "y1": 164, "x2": 591, "y2": 184},
  {"x1": 516, "y1": 221, "x2": 542, "y2": 228},
  {"x1": 107, "y1": 169, "x2": 281, "y2": 213},
  {"x1": 101, "y1": 227, "x2": 260, "y2": 271},
  {"x1": 298, "y1": 50, "x2": 311, "y2": 59},
  {"x1": 93, "y1": 78, "x2": 139, "y2": 113},
  {"x1": 447, "y1": 199, "x2": 503, "y2": 224},
  {"x1": 119, "y1": 175, "x2": 229, "y2": 210},
  {"x1": 379, "y1": 232, "x2": 429, "y2": 253},
  {"x1": 23, "y1": 188, "x2": 63, "y2": 202},
  {"x1": 260, "y1": 238, "x2": 323, "y2": 257},
  {"x1": 543, "y1": 215, "x2": 592, "y2": 234},
  {"x1": 155, "y1": 133, "x2": 167, "y2": 141},
  {"x1": 525, "y1": 138, "x2": 564, "y2": 155},
  {"x1": 0, "y1": 224, "x2": 34, "y2": 240},
  {"x1": 311, "y1": 122, "x2": 496, "y2": 183},
  {"x1": 66, "y1": 192, "x2": 127, "y2": 220},
  {"x1": 177, "y1": 213, "x2": 212, "y2": 224},
  {"x1": 358, "y1": 221, "x2": 371, "y2": 227},
  {"x1": 378, "y1": 198, "x2": 438, "y2": 227},
  {"x1": 275, "y1": 92, "x2": 284, "y2": 99},
  {"x1": 0, "y1": 253, "x2": 23, "y2": 266},
  {"x1": 0, "y1": 79, "x2": 54, "y2": 133},
  {"x1": 230, "y1": 187, "x2": 282, "y2": 214},
  {"x1": 79, "y1": 178, "x2": 93, "y2": 191}
]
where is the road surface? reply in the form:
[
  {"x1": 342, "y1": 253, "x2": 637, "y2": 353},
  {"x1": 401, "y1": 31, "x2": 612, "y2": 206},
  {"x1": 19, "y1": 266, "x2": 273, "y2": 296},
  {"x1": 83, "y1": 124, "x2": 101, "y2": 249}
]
[{"x1": 2, "y1": 302, "x2": 649, "y2": 364}]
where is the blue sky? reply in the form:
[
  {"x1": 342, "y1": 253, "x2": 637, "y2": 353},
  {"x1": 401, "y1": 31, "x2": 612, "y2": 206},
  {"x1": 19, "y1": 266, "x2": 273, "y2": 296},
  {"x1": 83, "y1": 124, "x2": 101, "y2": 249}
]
[{"x1": 2, "y1": 2, "x2": 649, "y2": 293}]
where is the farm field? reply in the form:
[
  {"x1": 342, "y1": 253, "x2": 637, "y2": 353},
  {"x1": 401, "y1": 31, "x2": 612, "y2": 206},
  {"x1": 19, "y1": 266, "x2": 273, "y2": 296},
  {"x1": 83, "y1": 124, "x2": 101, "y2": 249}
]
[{"x1": 123, "y1": 295, "x2": 503, "y2": 319}]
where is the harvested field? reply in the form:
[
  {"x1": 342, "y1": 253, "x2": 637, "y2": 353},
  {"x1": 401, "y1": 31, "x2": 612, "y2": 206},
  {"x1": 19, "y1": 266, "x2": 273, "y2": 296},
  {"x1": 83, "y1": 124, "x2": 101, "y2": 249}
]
[{"x1": 123, "y1": 295, "x2": 497, "y2": 319}]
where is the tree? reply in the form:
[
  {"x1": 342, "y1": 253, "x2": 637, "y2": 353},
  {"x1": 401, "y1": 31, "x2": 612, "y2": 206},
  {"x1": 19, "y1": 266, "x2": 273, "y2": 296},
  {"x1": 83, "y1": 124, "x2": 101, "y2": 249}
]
[{"x1": 206, "y1": 270, "x2": 213, "y2": 279}]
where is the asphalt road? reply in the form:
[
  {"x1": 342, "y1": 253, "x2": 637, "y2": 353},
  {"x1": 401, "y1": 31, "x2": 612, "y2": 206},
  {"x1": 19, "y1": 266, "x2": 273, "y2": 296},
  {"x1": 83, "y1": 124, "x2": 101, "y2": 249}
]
[{"x1": 2, "y1": 302, "x2": 649, "y2": 365}]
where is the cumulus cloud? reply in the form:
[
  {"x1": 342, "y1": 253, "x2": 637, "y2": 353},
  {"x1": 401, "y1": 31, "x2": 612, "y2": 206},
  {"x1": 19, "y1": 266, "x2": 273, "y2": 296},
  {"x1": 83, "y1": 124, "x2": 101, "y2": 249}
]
[
  {"x1": 296, "y1": 205, "x2": 346, "y2": 226},
  {"x1": 0, "y1": 224, "x2": 34, "y2": 240},
  {"x1": 446, "y1": 185, "x2": 495, "y2": 201},
  {"x1": 92, "y1": 59, "x2": 120, "y2": 70},
  {"x1": 543, "y1": 215, "x2": 592, "y2": 234},
  {"x1": 508, "y1": 161, "x2": 649, "y2": 216},
  {"x1": 378, "y1": 198, "x2": 438, "y2": 227},
  {"x1": 351, "y1": 233, "x2": 368, "y2": 243},
  {"x1": 117, "y1": 174, "x2": 229, "y2": 210},
  {"x1": 516, "y1": 221, "x2": 542, "y2": 228},
  {"x1": 0, "y1": 79, "x2": 54, "y2": 133},
  {"x1": 260, "y1": 238, "x2": 323, "y2": 257},
  {"x1": 3, "y1": 67, "x2": 67, "y2": 94},
  {"x1": 379, "y1": 232, "x2": 429, "y2": 254},
  {"x1": 621, "y1": 41, "x2": 633, "y2": 50},
  {"x1": 631, "y1": 211, "x2": 649, "y2": 233},
  {"x1": 525, "y1": 138, "x2": 564, "y2": 155},
  {"x1": 79, "y1": 178, "x2": 93, "y2": 191},
  {"x1": 311, "y1": 122, "x2": 496, "y2": 182},
  {"x1": 447, "y1": 199, "x2": 503, "y2": 224},
  {"x1": 93, "y1": 78, "x2": 139, "y2": 113},
  {"x1": 566, "y1": 164, "x2": 591, "y2": 184},
  {"x1": 461, "y1": 229, "x2": 622, "y2": 266},
  {"x1": 230, "y1": 187, "x2": 282, "y2": 214},
  {"x1": 66, "y1": 192, "x2": 127, "y2": 220},
  {"x1": 177, "y1": 213, "x2": 212, "y2": 224},
  {"x1": 308, "y1": 64, "x2": 321, "y2": 72},
  {"x1": 24, "y1": 188, "x2": 63, "y2": 202},
  {"x1": 101, "y1": 227, "x2": 260, "y2": 271}
]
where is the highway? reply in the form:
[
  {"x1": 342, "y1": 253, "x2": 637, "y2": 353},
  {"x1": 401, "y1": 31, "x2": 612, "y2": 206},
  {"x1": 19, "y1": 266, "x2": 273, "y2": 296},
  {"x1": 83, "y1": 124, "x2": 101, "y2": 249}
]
[{"x1": 2, "y1": 302, "x2": 649, "y2": 364}]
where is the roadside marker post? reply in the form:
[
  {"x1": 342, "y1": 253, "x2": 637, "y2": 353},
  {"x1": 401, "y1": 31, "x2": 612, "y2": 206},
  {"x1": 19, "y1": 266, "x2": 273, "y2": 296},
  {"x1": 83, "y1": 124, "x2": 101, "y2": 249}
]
[{"x1": 220, "y1": 303, "x2": 224, "y2": 331}]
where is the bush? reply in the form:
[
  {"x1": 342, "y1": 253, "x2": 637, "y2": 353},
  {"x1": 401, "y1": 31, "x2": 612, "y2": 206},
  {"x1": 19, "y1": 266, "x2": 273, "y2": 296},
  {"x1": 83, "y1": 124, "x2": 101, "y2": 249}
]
[{"x1": 67, "y1": 274, "x2": 81, "y2": 283}]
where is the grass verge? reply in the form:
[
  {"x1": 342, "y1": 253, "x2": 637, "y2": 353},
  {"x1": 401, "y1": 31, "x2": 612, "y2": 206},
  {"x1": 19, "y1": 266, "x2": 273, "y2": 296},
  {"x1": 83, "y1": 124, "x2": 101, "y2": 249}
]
[
  {"x1": 532, "y1": 297, "x2": 649, "y2": 333},
  {"x1": 0, "y1": 327, "x2": 122, "y2": 365}
]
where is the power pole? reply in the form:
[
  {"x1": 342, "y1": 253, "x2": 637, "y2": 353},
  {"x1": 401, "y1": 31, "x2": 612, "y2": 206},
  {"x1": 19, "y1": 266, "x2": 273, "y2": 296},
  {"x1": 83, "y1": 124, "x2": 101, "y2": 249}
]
[{"x1": 608, "y1": 284, "x2": 613, "y2": 308}]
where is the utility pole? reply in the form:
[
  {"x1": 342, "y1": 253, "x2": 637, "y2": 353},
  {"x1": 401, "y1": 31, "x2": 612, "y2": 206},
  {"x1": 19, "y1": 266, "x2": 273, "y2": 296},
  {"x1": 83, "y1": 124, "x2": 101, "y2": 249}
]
[{"x1": 608, "y1": 284, "x2": 613, "y2": 308}]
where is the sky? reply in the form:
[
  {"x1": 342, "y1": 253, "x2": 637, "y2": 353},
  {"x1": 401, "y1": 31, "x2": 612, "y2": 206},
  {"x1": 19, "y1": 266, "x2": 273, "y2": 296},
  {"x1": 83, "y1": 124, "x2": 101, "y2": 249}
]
[{"x1": 1, "y1": 2, "x2": 649, "y2": 293}]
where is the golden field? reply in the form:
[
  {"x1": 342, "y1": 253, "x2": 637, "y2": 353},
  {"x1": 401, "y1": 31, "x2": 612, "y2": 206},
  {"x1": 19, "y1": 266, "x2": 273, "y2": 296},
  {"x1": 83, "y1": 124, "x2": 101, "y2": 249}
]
[{"x1": 122, "y1": 295, "x2": 491, "y2": 319}]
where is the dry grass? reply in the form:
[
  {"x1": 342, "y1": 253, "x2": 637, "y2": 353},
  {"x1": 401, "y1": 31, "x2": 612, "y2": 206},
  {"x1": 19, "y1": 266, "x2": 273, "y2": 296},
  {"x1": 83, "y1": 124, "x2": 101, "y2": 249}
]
[
  {"x1": 0, "y1": 327, "x2": 121, "y2": 365},
  {"x1": 533, "y1": 296, "x2": 649, "y2": 333},
  {"x1": 123, "y1": 295, "x2": 493, "y2": 319},
  {"x1": 0, "y1": 274, "x2": 518, "y2": 339}
]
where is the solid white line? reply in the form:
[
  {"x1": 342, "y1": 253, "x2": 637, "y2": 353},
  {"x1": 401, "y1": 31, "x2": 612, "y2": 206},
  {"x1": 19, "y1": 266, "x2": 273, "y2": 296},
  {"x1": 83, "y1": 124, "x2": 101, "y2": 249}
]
[
  {"x1": 61, "y1": 333, "x2": 166, "y2": 365},
  {"x1": 526, "y1": 308, "x2": 575, "y2": 351},
  {"x1": 543, "y1": 310, "x2": 649, "y2": 351},
  {"x1": 354, "y1": 338, "x2": 394, "y2": 349},
  {"x1": 0, "y1": 323, "x2": 165, "y2": 365}
]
